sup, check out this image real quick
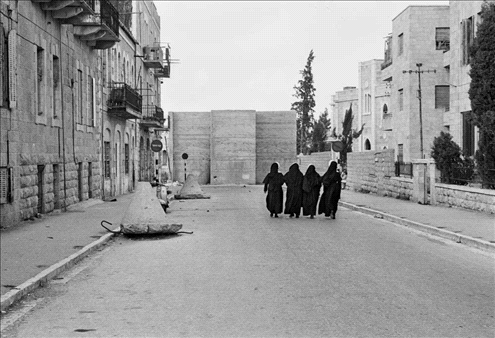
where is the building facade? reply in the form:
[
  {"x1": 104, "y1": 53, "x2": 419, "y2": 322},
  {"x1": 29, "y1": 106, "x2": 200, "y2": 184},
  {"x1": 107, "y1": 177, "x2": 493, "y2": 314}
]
[
  {"x1": 330, "y1": 86, "x2": 358, "y2": 161},
  {"x1": 380, "y1": 5, "x2": 450, "y2": 162},
  {"x1": 0, "y1": 0, "x2": 170, "y2": 228}
]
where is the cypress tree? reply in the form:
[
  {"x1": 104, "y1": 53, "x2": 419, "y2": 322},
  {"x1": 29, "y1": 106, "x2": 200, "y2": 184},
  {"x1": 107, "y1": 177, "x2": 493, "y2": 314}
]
[
  {"x1": 291, "y1": 50, "x2": 316, "y2": 155},
  {"x1": 468, "y1": 1, "x2": 495, "y2": 188}
]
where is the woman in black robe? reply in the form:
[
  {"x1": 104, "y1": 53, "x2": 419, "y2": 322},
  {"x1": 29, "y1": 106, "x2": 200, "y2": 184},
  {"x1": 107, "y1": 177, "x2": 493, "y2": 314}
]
[
  {"x1": 318, "y1": 161, "x2": 342, "y2": 219},
  {"x1": 263, "y1": 162, "x2": 285, "y2": 217},
  {"x1": 302, "y1": 165, "x2": 321, "y2": 219},
  {"x1": 284, "y1": 163, "x2": 304, "y2": 218}
]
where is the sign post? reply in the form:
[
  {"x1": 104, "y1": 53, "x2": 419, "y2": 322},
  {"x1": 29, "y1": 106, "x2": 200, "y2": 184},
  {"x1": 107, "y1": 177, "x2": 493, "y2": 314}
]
[{"x1": 182, "y1": 153, "x2": 188, "y2": 182}]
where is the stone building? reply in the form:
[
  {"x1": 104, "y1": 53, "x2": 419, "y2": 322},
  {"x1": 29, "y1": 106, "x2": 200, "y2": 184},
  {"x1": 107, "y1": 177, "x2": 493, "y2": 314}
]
[
  {"x1": 380, "y1": 5, "x2": 450, "y2": 162},
  {"x1": 444, "y1": 0, "x2": 493, "y2": 157},
  {"x1": 0, "y1": 0, "x2": 169, "y2": 228},
  {"x1": 170, "y1": 110, "x2": 297, "y2": 185},
  {"x1": 330, "y1": 86, "x2": 358, "y2": 161},
  {"x1": 356, "y1": 60, "x2": 393, "y2": 152}
]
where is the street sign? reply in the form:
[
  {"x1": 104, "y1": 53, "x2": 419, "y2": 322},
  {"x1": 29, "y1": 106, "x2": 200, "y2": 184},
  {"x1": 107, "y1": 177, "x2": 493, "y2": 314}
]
[
  {"x1": 332, "y1": 141, "x2": 345, "y2": 152},
  {"x1": 151, "y1": 140, "x2": 163, "y2": 152}
]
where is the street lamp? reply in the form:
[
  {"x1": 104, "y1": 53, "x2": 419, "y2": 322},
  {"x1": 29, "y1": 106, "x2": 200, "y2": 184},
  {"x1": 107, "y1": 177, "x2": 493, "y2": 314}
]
[{"x1": 402, "y1": 63, "x2": 436, "y2": 159}]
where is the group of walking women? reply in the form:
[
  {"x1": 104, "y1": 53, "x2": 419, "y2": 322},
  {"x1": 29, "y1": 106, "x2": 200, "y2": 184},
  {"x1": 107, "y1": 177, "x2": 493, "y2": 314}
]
[{"x1": 262, "y1": 161, "x2": 342, "y2": 219}]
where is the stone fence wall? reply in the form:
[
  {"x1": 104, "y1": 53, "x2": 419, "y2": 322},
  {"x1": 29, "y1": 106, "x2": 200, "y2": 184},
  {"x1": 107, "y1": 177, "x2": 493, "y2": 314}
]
[{"x1": 298, "y1": 149, "x2": 495, "y2": 214}]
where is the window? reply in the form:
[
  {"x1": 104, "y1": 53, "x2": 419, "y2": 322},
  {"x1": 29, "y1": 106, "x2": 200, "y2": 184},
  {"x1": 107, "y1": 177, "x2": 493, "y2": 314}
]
[
  {"x1": 87, "y1": 75, "x2": 94, "y2": 126},
  {"x1": 365, "y1": 139, "x2": 371, "y2": 150},
  {"x1": 0, "y1": 167, "x2": 11, "y2": 204},
  {"x1": 383, "y1": 104, "x2": 388, "y2": 114},
  {"x1": 436, "y1": 27, "x2": 450, "y2": 51},
  {"x1": 78, "y1": 69, "x2": 83, "y2": 124},
  {"x1": 52, "y1": 56, "x2": 60, "y2": 118},
  {"x1": 398, "y1": 89, "x2": 404, "y2": 111},
  {"x1": 462, "y1": 111, "x2": 475, "y2": 156},
  {"x1": 0, "y1": 23, "x2": 7, "y2": 107},
  {"x1": 397, "y1": 144, "x2": 404, "y2": 162},
  {"x1": 125, "y1": 143, "x2": 129, "y2": 174},
  {"x1": 364, "y1": 94, "x2": 371, "y2": 113},
  {"x1": 435, "y1": 85, "x2": 450, "y2": 110},
  {"x1": 104, "y1": 141, "x2": 111, "y2": 178},
  {"x1": 462, "y1": 17, "x2": 474, "y2": 65},
  {"x1": 398, "y1": 33, "x2": 404, "y2": 56},
  {"x1": 37, "y1": 46, "x2": 44, "y2": 115}
]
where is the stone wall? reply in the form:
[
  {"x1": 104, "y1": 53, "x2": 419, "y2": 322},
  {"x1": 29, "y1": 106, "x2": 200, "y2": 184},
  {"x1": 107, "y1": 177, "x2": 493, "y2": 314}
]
[{"x1": 434, "y1": 184, "x2": 495, "y2": 214}]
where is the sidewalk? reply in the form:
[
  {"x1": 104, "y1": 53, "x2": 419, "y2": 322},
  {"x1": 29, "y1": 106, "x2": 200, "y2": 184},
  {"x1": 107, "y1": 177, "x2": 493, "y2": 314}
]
[
  {"x1": 339, "y1": 189, "x2": 495, "y2": 252},
  {"x1": 1, "y1": 192, "x2": 134, "y2": 310},
  {"x1": 1, "y1": 185, "x2": 494, "y2": 312}
]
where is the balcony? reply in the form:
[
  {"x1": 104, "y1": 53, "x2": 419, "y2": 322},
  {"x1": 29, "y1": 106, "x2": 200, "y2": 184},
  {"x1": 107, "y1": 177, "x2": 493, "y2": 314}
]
[
  {"x1": 154, "y1": 47, "x2": 171, "y2": 78},
  {"x1": 107, "y1": 83, "x2": 142, "y2": 119},
  {"x1": 140, "y1": 106, "x2": 165, "y2": 129},
  {"x1": 381, "y1": 34, "x2": 392, "y2": 70},
  {"x1": 32, "y1": 0, "x2": 120, "y2": 49},
  {"x1": 143, "y1": 47, "x2": 164, "y2": 68}
]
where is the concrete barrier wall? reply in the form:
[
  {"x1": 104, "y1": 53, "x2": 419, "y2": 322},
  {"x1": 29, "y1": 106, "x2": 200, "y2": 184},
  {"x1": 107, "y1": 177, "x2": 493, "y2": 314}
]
[
  {"x1": 210, "y1": 110, "x2": 256, "y2": 185},
  {"x1": 256, "y1": 111, "x2": 297, "y2": 183},
  {"x1": 171, "y1": 112, "x2": 211, "y2": 185}
]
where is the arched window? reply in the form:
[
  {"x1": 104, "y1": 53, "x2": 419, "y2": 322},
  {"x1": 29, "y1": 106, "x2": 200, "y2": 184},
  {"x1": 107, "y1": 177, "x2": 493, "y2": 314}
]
[
  {"x1": 383, "y1": 104, "x2": 388, "y2": 114},
  {"x1": 365, "y1": 139, "x2": 371, "y2": 150}
]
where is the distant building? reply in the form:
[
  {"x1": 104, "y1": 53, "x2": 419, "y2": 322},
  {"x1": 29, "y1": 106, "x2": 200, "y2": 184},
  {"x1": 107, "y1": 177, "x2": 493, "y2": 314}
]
[
  {"x1": 330, "y1": 86, "x2": 358, "y2": 160},
  {"x1": 357, "y1": 59, "x2": 392, "y2": 152},
  {"x1": 170, "y1": 110, "x2": 297, "y2": 185}
]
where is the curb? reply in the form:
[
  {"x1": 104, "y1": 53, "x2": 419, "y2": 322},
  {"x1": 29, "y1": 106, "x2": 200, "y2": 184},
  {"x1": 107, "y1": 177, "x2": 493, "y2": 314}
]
[
  {"x1": 0, "y1": 228, "x2": 119, "y2": 312},
  {"x1": 339, "y1": 201, "x2": 495, "y2": 254}
]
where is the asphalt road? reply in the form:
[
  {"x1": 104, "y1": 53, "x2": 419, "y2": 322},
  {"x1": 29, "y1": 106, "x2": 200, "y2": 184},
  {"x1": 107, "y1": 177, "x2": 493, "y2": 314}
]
[{"x1": 3, "y1": 186, "x2": 494, "y2": 337}]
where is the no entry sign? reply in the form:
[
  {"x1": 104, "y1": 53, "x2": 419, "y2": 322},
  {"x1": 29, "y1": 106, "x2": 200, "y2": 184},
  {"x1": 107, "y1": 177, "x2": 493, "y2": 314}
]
[{"x1": 151, "y1": 140, "x2": 163, "y2": 152}]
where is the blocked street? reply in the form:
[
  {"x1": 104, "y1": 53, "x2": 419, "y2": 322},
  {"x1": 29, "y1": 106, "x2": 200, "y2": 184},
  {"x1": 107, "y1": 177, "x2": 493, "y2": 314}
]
[{"x1": 2, "y1": 186, "x2": 494, "y2": 337}]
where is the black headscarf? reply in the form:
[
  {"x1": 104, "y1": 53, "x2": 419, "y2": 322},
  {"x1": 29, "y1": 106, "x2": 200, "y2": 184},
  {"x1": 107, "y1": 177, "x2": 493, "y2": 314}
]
[
  {"x1": 285, "y1": 163, "x2": 303, "y2": 187},
  {"x1": 322, "y1": 161, "x2": 339, "y2": 184},
  {"x1": 263, "y1": 162, "x2": 280, "y2": 184},
  {"x1": 304, "y1": 165, "x2": 320, "y2": 188}
]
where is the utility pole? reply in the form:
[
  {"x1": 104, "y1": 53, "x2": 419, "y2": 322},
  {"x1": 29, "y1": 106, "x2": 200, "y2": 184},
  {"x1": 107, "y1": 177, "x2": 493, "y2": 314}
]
[{"x1": 402, "y1": 63, "x2": 436, "y2": 159}]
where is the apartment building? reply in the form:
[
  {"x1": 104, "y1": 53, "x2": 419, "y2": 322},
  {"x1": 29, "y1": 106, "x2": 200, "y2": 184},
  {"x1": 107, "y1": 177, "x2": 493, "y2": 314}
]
[
  {"x1": 380, "y1": 6, "x2": 450, "y2": 162},
  {"x1": 0, "y1": 0, "x2": 170, "y2": 228},
  {"x1": 444, "y1": 0, "x2": 493, "y2": 157}
]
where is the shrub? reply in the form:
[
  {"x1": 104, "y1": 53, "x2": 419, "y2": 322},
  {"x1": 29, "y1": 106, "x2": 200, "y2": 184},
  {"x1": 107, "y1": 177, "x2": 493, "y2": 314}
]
[{"x1": 431, "y1": 132, "x2": 474, "y2": 185}]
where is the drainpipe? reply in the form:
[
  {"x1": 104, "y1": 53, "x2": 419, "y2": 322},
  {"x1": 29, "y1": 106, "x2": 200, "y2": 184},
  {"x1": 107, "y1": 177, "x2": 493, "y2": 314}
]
[{"x1": 60, "y1": 26, "x2": 68, "y2": 211}]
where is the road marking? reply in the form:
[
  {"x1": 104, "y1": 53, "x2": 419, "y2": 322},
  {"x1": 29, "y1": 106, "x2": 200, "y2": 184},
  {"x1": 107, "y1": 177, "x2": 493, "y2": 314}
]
[{"x1": 0, "y1": 300, "x2": 40, "y2": 333}]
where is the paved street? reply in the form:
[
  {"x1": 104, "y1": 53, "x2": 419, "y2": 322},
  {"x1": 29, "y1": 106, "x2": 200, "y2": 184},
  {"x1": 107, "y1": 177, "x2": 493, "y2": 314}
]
[{"x1": 2, "y1": 186, "x2": 494, "y2": 337}]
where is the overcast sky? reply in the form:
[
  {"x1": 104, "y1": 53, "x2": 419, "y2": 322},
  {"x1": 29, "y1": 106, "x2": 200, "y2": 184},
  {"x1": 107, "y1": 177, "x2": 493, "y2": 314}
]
[{"x1": 156, "y1": 1, "x2": 449, "y2": 116}]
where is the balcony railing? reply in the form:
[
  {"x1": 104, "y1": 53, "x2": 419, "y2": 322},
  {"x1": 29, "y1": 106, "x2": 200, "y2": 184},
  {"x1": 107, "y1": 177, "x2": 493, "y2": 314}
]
[
  {"x1": 140, "y1": 106, "x2": 165, "y2": 128},
  {"x1": 100, "y1": 0, "x2": 119, "y2": 40},
  {"x1": 107, "y1": 82, "x2": 142, "y2": 119}
]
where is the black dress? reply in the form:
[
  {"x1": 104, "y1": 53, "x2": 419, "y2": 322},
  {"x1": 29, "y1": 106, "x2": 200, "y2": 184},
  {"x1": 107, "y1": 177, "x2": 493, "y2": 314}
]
[
  {"x1": 263, "y1": 163, "x2": 285, "y2": 216},
  {"x1": 302, "y1": 165, "x2": 321, "y2": 217},
  {"x1": 318, "y1": 162, "x2": 342, "y2": 218},
  {"x1": 284, "y1": 163, "x2": 304, "y2": 217}
]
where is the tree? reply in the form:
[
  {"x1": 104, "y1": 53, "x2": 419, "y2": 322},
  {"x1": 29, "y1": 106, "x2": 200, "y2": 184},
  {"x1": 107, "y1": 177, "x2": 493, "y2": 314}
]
[
  {"x1": 291, "y1": 50, "x2": 316, "y2": 155},
  {"x1": 311, "y1": 108, "x2": 331, "y2": 152},
  {"x1": 330, "y1": 104, "x2": 364, "y2": 169},
  {"x1": 430, "y1": 131, "x2": 474, "y2": 185},
  {"x1": 468, "y1": 1, "x2": 495, "y2": 188}
]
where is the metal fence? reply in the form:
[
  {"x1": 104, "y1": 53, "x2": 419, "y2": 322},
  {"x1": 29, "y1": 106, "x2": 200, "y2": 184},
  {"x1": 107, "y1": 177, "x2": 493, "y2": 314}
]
[
  {"x1": 441, "y1": 167, "x2": 495, "y2": 189},
  {"x1": 395, "y1": 161, "x2": 413, "y2": 178}
]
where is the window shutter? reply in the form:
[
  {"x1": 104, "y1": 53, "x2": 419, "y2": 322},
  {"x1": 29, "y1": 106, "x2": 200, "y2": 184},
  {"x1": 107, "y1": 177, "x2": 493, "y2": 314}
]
[
  {"x1": 435, "y1": 86, "x2": 450, "y2": 110},
  {"x1": 8, "y1": 29, "x2": 16, "y2": 109},
  {"x1": 0, "y1": 167, "x2": 8, "y2": 204},
  {"x1": 435, "y1": 28, "x2": 449, "y2": 41},
  {"x1": 0, "y1": 22, "x2": 4, "y2": 105}
]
